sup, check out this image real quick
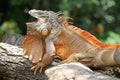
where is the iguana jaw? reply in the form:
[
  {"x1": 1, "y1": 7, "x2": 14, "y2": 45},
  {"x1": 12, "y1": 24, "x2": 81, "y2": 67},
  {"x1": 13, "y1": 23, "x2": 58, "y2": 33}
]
[{"x1": 26, "y1": 9, "x2": 46, "y2": 28}]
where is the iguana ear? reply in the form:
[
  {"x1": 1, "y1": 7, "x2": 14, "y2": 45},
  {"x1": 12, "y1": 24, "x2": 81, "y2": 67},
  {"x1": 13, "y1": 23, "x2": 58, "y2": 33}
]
[{"x1": 23, "y1": 30, "x2": 45, "y2": 63}]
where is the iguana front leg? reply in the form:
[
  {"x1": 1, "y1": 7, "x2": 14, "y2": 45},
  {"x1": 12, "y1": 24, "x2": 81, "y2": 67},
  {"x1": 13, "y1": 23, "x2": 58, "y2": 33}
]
[
  {"x1": 31, "y1": 52, "x2": 54, "y2": 75},
  {"x1": 60, "y1": 53, "x2": 94, "y2": 66},
  {"x1": 31, "y1": 38, "x2": 55, "y2": 75}
]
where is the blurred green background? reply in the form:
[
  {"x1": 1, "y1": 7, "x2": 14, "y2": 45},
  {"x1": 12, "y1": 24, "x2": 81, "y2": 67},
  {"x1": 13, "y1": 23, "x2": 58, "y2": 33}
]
[{"x1": 0, "y1": 0, "x2": 120, "y2": 43}]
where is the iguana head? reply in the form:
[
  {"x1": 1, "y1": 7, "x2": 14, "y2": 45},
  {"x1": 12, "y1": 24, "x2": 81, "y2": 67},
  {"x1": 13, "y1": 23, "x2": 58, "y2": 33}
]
[{"x1": 26, "y1": 9, "x2": 64, "y2": 39}]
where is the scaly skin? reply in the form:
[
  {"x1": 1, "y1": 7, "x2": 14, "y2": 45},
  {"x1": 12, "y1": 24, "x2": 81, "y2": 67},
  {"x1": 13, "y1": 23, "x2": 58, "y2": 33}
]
[
  {"x1": 23, "y1": 9, "x2": 120, "y2": 74},
  {"x1": 55, "y1": 24, "x2": 120, "y2": 67}
]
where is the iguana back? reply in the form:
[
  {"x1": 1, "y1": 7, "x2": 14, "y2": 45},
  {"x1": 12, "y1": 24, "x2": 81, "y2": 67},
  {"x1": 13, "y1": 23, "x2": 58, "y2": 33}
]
[{"x1": 67, "y1": 24, "x2": 120, "y2": 48}]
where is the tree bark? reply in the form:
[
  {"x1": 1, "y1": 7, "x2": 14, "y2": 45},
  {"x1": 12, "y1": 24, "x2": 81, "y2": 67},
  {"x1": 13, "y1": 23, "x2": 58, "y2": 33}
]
[{"x1": 0, "y1": 42, "x2": 47, "y2": 80}]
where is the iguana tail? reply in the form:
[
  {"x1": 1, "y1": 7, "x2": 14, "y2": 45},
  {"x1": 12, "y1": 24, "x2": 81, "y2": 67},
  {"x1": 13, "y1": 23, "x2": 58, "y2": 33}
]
[
  {"x1": 113, "y1": 48, "x2": 120, "y2": 65},
  {"x1": 93, "y1": 48, "x2": 120, "y2": 67}
]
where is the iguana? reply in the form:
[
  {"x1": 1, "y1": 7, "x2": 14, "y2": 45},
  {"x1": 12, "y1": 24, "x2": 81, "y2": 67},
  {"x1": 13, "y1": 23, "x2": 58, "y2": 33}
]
[{"x1": 23, "y1": 9, "x2": 120, "y2": 74}]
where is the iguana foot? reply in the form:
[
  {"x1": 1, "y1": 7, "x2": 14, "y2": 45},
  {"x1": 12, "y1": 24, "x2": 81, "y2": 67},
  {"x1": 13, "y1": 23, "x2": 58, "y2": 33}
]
[{"x1": 31, "y1": 62, "x2": 43, "y2": 75}]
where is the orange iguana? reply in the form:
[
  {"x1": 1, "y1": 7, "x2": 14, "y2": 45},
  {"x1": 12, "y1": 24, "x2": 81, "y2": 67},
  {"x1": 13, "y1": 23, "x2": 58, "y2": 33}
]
[{"x1": 23, "y1": 9, "x2": 120, "y2": 74}]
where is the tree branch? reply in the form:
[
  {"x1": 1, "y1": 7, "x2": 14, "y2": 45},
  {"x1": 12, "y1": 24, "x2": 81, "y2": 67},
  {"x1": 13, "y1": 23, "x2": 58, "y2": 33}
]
[{"x1": 0, "y1": 43, "x2": 47, "y2": 80}]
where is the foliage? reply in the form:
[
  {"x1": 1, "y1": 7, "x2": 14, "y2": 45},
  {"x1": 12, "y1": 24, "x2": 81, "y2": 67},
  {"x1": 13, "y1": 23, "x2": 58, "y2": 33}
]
[
  {"x1": 0, "y1": 20, "x2": 21, "y2": 40},
  {"x1": 0, "y1": 0, "x2": 120, "y2": 43},
  {"x1": 105, "y1": 31, "x2": 120, "y2": 44}
]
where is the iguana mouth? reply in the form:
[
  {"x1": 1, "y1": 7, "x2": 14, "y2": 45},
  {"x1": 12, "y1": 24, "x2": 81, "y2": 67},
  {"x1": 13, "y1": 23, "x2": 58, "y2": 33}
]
[
  {"x1": 26, "y1": 18, "x2": 38, "y2": 26},
  {"x1": 26, "y1": 18, "x2": 38, "y2": 25},
  {"x1": 26, "y1": 9, "x2": 46, "y2": 26}
]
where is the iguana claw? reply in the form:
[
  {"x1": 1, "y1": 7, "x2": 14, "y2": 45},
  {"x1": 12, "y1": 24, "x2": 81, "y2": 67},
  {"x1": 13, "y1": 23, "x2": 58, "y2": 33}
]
[{"x1": 31, "y1": 62, "x2": 43, "y2": 75}]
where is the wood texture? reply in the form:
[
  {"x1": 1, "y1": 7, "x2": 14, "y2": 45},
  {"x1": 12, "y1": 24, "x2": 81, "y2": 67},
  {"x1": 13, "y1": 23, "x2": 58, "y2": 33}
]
[{"x1": 0, "y1": 43, "x2": 47, "y2": 80}]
